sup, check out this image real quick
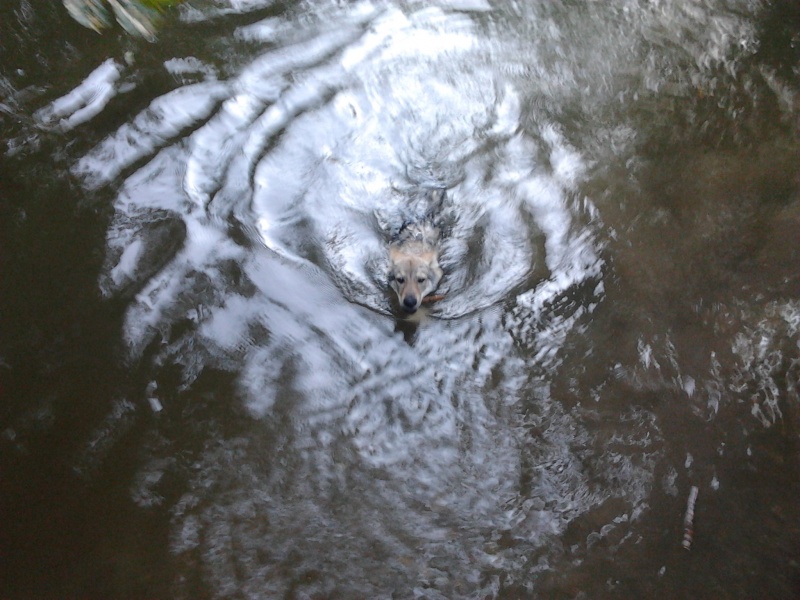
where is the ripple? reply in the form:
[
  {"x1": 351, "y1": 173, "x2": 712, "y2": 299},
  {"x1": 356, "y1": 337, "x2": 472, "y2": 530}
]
[{"x1": 64, "y1": 1, "x2": 777, "y2": 597}]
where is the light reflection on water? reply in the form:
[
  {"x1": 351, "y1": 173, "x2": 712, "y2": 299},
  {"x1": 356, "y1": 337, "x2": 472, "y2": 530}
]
[
  {"x1": 80, "y1": 7, "x2": 615, "y2": 594},
  {"x1": 3, "y1": 0, "x2": 799, "y2": 597}
]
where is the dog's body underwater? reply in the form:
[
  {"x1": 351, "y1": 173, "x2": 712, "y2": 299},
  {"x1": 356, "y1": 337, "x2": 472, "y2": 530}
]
[{"x1": 387, "y1": 191, "x2": 445, "y2": 315}]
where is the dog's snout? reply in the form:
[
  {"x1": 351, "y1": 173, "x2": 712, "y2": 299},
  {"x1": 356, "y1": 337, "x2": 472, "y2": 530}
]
[{"x1": 402, "y1": 295, "x2": 418, "y2": 312}]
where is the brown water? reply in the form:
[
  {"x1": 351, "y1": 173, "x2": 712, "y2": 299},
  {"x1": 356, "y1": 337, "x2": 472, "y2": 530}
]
[{"x1": 1, "y1": 1, "x2": 799, "y2": 598}]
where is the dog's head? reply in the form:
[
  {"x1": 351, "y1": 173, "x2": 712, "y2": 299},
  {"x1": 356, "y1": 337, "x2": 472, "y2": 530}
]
[{"x1": 388, "y1": 247, "x2": 443, "y2": 314}]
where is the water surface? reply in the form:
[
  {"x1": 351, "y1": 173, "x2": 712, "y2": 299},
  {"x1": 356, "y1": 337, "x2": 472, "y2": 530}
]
[{"x1": 1, "y1": 1, "x2": 799, "y2": 598}]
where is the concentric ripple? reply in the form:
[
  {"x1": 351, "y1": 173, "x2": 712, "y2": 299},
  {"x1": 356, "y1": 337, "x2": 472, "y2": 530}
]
[{"x1": 32, "y1": 0, "x2": 795, "y2": 597}]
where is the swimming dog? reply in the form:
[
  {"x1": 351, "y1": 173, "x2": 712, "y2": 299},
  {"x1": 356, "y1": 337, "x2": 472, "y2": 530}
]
[{"x1": 387, "y1": 190, "x2": 445, "y2": 315}]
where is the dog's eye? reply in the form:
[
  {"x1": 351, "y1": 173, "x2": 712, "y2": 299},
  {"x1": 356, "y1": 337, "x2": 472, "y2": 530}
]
[
  {"x1": 395, "y1": 276, "x2": 405, "y2": 284},
  {"x1": 417, "y1": 276, "x2": 426, "y2": 283}
]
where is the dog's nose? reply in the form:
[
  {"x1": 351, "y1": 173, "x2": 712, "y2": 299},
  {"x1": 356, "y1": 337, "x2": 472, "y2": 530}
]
[{"x1": 402, "y1": 295, "x2": 418, "y2": 312}]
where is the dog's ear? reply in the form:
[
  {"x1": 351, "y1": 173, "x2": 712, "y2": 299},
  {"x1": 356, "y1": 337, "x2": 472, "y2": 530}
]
[{"x1": 429, "y1": 264, "x2": 443, "y2": 287}]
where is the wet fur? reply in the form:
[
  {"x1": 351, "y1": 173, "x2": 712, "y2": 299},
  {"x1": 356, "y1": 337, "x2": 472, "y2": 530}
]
[{"x1": 388, "y1": 221, "x2": 443, "y2": 315}]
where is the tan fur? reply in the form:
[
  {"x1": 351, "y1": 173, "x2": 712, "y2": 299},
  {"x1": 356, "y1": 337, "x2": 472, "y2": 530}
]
[{"x1": 388, "y1": 223, "x2": 443, "y2": 314}]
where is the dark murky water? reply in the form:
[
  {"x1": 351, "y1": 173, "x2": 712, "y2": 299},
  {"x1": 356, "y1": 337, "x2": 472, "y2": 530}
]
[{"x1": 2, "y1": 1, "x2": 799, "y2": 598}]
